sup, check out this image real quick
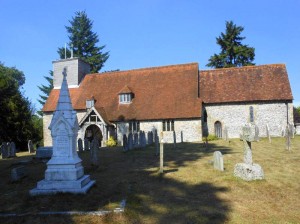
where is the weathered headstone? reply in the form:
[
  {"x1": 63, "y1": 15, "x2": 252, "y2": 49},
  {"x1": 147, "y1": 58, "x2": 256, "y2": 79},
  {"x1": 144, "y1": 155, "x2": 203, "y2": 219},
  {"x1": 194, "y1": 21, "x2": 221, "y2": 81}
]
[
  {"x1": 142, "y1": 131, "x2": 146, "y2": 148},
  {"x1": 234, "y1": 124, "x2": 264, "y2": 181},
  {"x1": 128, "y1": 133, "x2": 133, "y2": 150},
  {"x1": 78, "y1": 138, "x2": 83, "y2": 152},
  {"x1": 266, "y1": 124, "x2": 271, "y2": 143},
  {"x1": 35, "y1": 146, "x2": 53, "y2": 159},
  {"x1": 90, "y1": 137, "x2": 99, "y2": 166},
  {"x1": 285, "y1": 124, "x2": 292, "y2": 151},
  {"x1": 159, "y1": 138, "x2": 164, "y2": 174},
  {"x1": 28, "y1": 140, "x2": 34, "y2": 153},
  {"x1": 30, "y1": 67, "x2": 95, "y2": 195},
  {"x1": 123, "y1": 134, "x2": 128, "y2": 151},
  {"x1": 223, "y1": 126, "x2": 229, "y2": 142},
  {"x1": 155, "y1": 134, "x2": 159, "y2": 156},
  {"x1": 254, "y1": 124, "x2": 260, "y2": 141},
  {"x1": 7, "y1": 142, "x2": 11, "y2": 157},
  {"x1": 84, "y1": 138, "x2": 90, "y2": 151},
  {"x1": 213, "y1": 151, "x2": 224, "y2": 171},
  {"x1": 10, "y1": 142, "x2": 16, "y2": 157},
  {"x1": 173, "y1": 131, "x2": 176, "y2": 149},
  {"x1": 1, "y1": 142, "x2": 9, "y2": 159},
  {"x1": 133, "y1": 132, "x2": 138, "y2": 148},
  {"x1": 289, "y1": 123, "x2": 295, "y2": 139},
  {"x1": 11, "y1": 166, "x2": 27, "y2": 181}
]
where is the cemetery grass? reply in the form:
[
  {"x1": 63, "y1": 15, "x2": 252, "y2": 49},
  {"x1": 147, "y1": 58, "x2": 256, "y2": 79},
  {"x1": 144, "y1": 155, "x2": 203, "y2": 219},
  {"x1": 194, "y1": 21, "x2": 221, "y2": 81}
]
[{"x1": 0, "y1": 137, "x2": 299, "y2": 224}]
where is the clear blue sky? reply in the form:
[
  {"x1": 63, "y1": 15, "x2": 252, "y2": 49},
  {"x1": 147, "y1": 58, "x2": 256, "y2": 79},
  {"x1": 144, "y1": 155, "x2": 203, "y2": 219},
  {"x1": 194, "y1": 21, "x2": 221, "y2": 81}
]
[{"x1": 1, "y1": 0, "x2": 299, "y2": 111}]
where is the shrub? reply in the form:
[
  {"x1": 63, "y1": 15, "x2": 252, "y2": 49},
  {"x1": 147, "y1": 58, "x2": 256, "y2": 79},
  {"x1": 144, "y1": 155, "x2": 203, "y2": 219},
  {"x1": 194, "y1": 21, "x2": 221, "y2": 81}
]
[
  {"x1": 202, "y1": 134, "x2": 218, "y2": 141},
  {"x1": 106, "y1": 136, "x2": 117, "y2": 147}
]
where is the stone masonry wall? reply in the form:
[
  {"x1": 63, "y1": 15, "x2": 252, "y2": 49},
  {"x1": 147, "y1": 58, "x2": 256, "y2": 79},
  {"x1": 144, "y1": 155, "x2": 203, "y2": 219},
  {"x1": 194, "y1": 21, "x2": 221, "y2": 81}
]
[
  {"x1": 117, "y1": 119, "x2": 202, "y2": 145},
  {"x1": 53, "y1": 58, "x2": 90, "y2": 88},
  {"x1": 205, "y1": 102, "x2": 293, "y2": 138}
]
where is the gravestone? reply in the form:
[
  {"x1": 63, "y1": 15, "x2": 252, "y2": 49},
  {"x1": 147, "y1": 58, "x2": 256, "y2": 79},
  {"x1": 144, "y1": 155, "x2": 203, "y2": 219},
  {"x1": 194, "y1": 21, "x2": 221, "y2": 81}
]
[
  {"x1": 234, "y1": 124, "x2": 264, "y2": 181},
  {"x1": 78, "y1": 138, "x2": 83, "y2": 152},
  {"x1": 155, "y1": 134, "x2": 159, "y2": 156},
  {"x1": 213, "y1": 151, "x2": 224, "y2": 171},
  {"x1": 133, "y1": 132, "x2": 138, "y2": 148},
  {"x1": 289, "y1": 123, "x2": 295, "y2": 139},
  {"x1": 90, "y1": 137, "x2": 99, "y2": 166},
  {"x1": 159, "y1": 138, "x2": 164, "y2": 174},
  {"x1": 142, "y1": 131, "x2": 146, "y2": 148},
  {"x1": 30, "y1": 67, "x2": 95, "y2": 195},
  {"x1": 223, "y1": 126, "x2": 229, "y2": 142},
  {"x1": 149, "y1": 131, "x2": 153, "y2": 144},
  {"x1": 285, "y1": 124, "x2": 292, "y2": 151},
  {"x1": 128, "y1": 133, "x2": 133, "y2": 150},
  {"x1": 28, "y1": 140, "x2": 34, "y2": 153},
  {"x1": 36, "y1": 146, "x2": 53, "y2": 159},
  {"x1": 10, "y1": 142, "x2": 16, "y2": 157},
  {"x1": 84, "y1": 139, "x2": 90, "y2": 151},
  {"x1": 266, "y1": 124, "x2": 271, "y2": 143},
  {"x1": 11, "y1": 166, "x2": 27, "y2": 181},
  {"x1": 254, "y1": 125, "x2": 260, "y2": 141},
  {"x1": 173, "y1": 131, "x2": 176, "y2": 149},
  {"x1": 123, "y1": 134, "x2": 128, "y2": 152},
  {"x1": 1, "y1": 142, "x2": 9, "y2": 159},
  {"x1": 7, "y1": 142, "x2": 11, "y2": 157}
]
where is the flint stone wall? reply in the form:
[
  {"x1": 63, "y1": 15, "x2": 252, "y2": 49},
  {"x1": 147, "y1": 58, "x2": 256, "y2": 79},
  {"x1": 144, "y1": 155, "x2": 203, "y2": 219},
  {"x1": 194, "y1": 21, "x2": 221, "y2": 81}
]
[{"x1": 204, "y1": 102, "x2": 293, "y2": 138}]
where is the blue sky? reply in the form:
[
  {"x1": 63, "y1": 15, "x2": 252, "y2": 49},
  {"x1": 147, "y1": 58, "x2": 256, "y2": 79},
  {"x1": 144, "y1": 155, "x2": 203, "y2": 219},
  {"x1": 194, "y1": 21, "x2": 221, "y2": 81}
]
[{"x1": 0, "y1": 0, "x2": 299, "y2": 111}]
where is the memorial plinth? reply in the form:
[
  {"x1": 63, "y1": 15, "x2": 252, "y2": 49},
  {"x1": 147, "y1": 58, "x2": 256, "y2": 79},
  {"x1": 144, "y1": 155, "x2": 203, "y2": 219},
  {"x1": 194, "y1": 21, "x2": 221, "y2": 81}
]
[{"x1": 30, "y1": 68, "x2": 95, "y2": 195}]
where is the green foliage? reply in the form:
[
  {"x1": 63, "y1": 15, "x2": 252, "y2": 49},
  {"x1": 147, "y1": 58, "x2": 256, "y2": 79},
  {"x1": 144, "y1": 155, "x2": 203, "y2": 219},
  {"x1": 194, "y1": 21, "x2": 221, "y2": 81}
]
[
  {"x1": 294, "y1": 106, "x2": 300, "y2": 123},
  {"x1": 202, "y1": 134, "x2": 218, "y2": 141},
  {"x1": 0, "y1": 63, "x2": 42, "y2": 150},
  {"x1": 106, "y1": 136, "x2": 117, "y2": 147},
  {"x1": 207, "y1": 21, "x2": 255, "y2": 68},
  {"x1": 37, "y1": 70, "x2": 53, "y2": 114},
  {"x1": 57, "y1": 11, "x2": 109, "y2": 73}
]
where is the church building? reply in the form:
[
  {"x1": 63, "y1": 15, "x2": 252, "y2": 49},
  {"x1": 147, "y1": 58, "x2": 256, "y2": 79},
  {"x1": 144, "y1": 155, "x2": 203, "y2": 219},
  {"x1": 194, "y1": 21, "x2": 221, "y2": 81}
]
[{"x1": 42, "y1": 58, "x2": 293, "y2": 146}]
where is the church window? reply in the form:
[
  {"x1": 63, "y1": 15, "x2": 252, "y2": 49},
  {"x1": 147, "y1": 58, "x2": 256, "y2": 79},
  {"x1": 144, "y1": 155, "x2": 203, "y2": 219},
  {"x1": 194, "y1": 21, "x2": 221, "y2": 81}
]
[
  {"x1": 119, "y1": 93, "x2": 132, "y2": 103},
  {"x1": 129, "y1": 121, "x2": 140, "y2": 132},
  {"x1": 214, "y1": 121, "x2": 222, "y2": 138},
  {"x1": 163, "y1": 120, "x2": 174, "y2": 131},
  {"x1": 250, "y1": 106, "x2": 254, "y2": 123}
]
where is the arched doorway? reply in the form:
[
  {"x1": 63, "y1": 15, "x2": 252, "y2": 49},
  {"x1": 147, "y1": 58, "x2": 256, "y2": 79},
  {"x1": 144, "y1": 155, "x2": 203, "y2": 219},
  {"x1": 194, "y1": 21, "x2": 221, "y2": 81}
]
[
  {"x1": 214, "y1": 121, "x2": 222, "y2": 138},
  {"x1": 85, "y1": 124, "x2": 103, "y2": 146}
]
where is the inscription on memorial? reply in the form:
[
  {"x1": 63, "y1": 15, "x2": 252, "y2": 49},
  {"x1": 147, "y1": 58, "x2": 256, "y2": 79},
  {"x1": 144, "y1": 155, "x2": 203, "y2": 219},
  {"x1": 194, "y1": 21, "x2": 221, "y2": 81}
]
[{"x1": 56, "y1": 126, "x2": 69, "y2": 156}]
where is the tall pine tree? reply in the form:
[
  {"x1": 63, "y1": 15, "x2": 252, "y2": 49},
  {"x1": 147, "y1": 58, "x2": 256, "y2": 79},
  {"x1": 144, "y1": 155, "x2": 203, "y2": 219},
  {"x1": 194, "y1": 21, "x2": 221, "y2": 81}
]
[
  {"x1": 57, "y1": 11, "x2": 109, "y2": 73},
  {"x1": 207, "y1": 21, "x2": 255, "y2": 68},
  {"x1": 38, "y1": 70, "x2": 53, "y2": 106}
]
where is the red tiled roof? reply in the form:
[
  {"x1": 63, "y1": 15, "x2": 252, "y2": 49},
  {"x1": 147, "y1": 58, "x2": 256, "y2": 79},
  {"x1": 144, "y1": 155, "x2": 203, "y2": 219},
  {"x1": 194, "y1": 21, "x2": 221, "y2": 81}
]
[
  {"x1": 118, "y1": 85, "x2": 133, "y2": 94},
  {"x1": 200, "y1": 64, "x2": 293, "y2": 103},
  {"x1": 43, "y1": 63, "x2": 202, "y2": 121}
]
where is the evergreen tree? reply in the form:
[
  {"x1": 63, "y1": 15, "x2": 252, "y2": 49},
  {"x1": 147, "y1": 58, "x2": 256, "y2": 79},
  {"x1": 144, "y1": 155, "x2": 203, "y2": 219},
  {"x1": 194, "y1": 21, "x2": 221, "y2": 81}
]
[
  {"x1": 37, "y1": 70, "x2": 53, "y2": 106},
  {"x1": 207, "y1": 21, "x2": 255, "y2": 68},
  {"x1": 57, "y1": 11, "x2": 109, "y2": 73}
]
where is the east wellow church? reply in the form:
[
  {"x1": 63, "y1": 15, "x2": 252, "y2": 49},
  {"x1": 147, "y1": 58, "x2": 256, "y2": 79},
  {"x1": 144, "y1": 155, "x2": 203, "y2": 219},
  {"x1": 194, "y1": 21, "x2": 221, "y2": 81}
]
[{"x1": 42, "y1": 58, "x2": 293, "y2": 146}]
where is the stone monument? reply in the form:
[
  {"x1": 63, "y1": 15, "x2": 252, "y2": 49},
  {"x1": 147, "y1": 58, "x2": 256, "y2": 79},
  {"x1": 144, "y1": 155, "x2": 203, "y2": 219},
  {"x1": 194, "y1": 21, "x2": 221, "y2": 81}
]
[
  {"x1": 234, "y1": 124, "x2": 264, "y2": 181},
  {"x1": 28, "y1": 140, "x2": 34, "y2": 153},
  {"x1": 213, "y1": 151, "x2": 224, "y2": 171},
  {"x1": 30, "y1": 67, "x2": 95, "y2": 195}
]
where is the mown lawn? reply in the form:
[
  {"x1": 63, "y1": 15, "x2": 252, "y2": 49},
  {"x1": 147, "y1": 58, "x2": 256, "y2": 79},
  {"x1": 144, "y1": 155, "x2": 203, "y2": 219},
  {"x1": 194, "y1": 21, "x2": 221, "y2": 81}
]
[{"x1": 0, "y1": 136, "x2": 299, "y2": 224}]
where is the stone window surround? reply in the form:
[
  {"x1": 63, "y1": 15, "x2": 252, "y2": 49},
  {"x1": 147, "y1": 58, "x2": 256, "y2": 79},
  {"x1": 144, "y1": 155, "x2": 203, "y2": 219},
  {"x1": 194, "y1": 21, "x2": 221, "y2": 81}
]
[{"x1": 163, "y1": 120, "x2": 174, "y2": 131}]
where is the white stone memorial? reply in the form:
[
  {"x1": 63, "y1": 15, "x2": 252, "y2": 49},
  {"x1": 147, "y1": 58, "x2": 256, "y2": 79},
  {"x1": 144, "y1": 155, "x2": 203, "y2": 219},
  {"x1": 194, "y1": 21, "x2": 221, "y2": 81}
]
[
  {"x1": 30, "y1": 68, "x2": 95, "y2": 195},
  {"x1": 213, "y1": 151, "x2": 224, "y2": 171}
]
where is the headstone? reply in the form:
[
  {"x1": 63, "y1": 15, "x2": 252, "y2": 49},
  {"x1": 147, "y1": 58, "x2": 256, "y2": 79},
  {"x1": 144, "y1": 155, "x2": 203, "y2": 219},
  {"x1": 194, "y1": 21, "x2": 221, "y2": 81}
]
[
  {"x1": 11, "y1": 166, "x2": 27, "y2": 181},
  {"x1": 133, "y1": 132, "x2": 139, "y2": 148},
  {"x1": 28, "y1": 140, "x2": 34, "y2": 153},
  {"x1": 123, "y1": 134, "x2": 128, "y2": 152},
  {"x1": 7, "y1": 142, "x2": 11, "y2": 157},
  {"x1": 281, "y1": 125, "x2": 286, "y2": 137},
  {"x1": 233, "y1": 124, "x2": 264, "y2": 181},
  {"x1": 289, "y1": 123, "x2": 295, "y2": 139},
  {"x1": 142, "y1": 131, "x2": 146, "y2": 148},
  {"x1": 266, "y1": 124, "x2": 271, "y2": 143},
  {"x1": 213, "y1": 151, "x2": 224, "y2": 171},
  {"x1": 285, "y1": 124, "x2": 292, "y2": 151},
  {"x1": 173, "y1": 131, "x2": 176, "y2": 149},
  {"x1": 78, "y1": 138, "x2": 83, "y2": 152},
  {"x1": 223, "y1": 126, "x2": 229, "y2": 142},
  {"x1": 159, "y1": 138, "x2": 164, "y2": 174},
  {"x1": 84, "y1": 138, "x2": 90, "y2": 151},
  {"x1": 128, "y1": 133, "x2": 133, "y2": 150},
  {"x1": 36, "y1": 146, "x2": 53, "y2": 159},
  {"x1": 10, "y1": 142, "x2": 16, "y2": 157},
  {"x1": 1, "y1": 142, "x2": 9, "y2": 159},
  {"x1": 254, "y1": 125, "x2": 260, "y2": 141},
  {"x1": 149, "y1": 131, "x2": 153, "y2": 144},
  {"x1": 155, "y1": 134, "x2": 159, "y2": 156},
  {"x1": 30, "y1": 67, "x2": 95, "y2": 195},
  {"x1": 90, "y1": 137, "x2": 99, "y2": 166}
]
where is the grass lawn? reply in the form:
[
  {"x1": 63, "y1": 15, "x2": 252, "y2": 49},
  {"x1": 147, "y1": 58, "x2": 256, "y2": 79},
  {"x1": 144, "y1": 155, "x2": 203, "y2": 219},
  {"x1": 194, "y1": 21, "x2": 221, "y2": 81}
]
[{"x1": 0, "y1": 136, "x2": 299, "y2": 224}]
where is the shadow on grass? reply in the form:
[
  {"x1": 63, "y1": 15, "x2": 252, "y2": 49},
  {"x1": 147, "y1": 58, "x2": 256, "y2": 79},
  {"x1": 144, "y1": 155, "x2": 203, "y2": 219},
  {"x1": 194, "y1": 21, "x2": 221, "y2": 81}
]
[{"x1": 0, "y1": 141, "x2": 232, "y2": 223}]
